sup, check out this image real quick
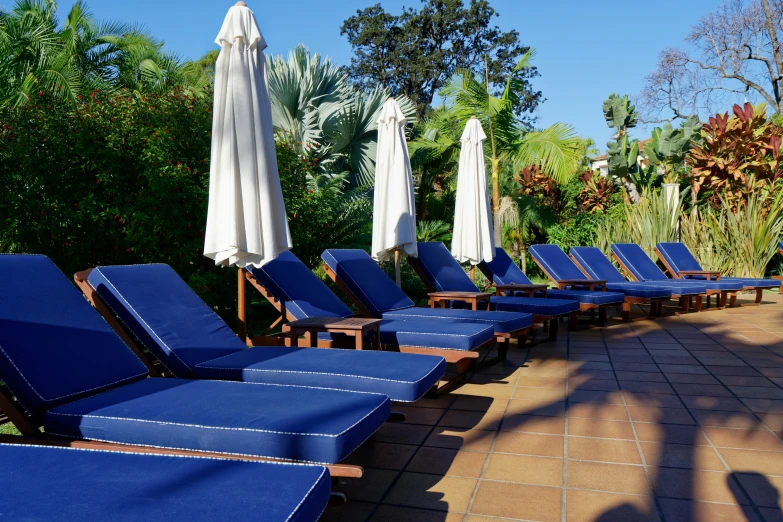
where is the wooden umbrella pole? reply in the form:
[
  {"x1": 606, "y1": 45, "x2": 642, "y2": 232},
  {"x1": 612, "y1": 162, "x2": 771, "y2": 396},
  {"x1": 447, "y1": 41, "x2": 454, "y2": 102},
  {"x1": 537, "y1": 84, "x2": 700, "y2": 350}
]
[
  {"x1": 237, "y1": 267, "x2": 247, "y2": 343},
  {"x1": 394, "y1": 249, "x2": 402, "y2": 287},
  {"x1": 470, "y1": 265, "x2": 475, "y2": 281}
]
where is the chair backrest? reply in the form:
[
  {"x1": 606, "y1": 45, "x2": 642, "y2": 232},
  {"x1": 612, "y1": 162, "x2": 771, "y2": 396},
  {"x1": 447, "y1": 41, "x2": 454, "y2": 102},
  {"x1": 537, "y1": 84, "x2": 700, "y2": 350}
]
[
  {"x1": 87, "y1": 264, "x2": 247, "y2": 378},
  {"x1": 249, "y1": 251, "x2": 353, "y2": 320},
  {"x1": 321, "y1": 249, "x2": 414, "y2": 317},
  {"x1": 0, "y1": 255, "x2": 148, "y2": 417},
  {"x1": 611, "y1": 244, "x2": 668, "y2": 281},
  {"x1": 655, "y1": 242, "x2": 703, "y2": 276},
  {"x1": 528, "y1": 244, "x2": 590, "y2": 282},
  {"x1": 569, "y1": 247, "x2": 628, "y2": 283},
  {"x1": 408, "y1": 242, "x2": 479, "y2": 292},
  {"x1": 779, "y1": 241, "x2": 783, "y2": 254},
  {"x1": 477, "y1": 248, "x2": 533, "y2": 285}
]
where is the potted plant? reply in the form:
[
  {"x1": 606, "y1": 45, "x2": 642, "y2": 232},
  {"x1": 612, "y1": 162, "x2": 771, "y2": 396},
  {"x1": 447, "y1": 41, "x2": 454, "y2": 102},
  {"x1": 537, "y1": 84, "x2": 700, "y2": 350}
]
[{"x1": 647, "y1": 115, "x2": 702, "y2": 215}]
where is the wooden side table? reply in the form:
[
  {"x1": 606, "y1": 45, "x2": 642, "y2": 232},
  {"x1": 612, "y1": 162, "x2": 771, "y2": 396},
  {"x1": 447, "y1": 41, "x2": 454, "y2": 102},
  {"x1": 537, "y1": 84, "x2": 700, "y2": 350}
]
[
  {"x1": 494, "y1": 283, "x2": 548, "y2": 297},
  {"x1": 282, "y1": 317, "x2": 382, "y2": 350},
  {"x1": 427, "y1": 291, "x2": 491, "y2": 311}
]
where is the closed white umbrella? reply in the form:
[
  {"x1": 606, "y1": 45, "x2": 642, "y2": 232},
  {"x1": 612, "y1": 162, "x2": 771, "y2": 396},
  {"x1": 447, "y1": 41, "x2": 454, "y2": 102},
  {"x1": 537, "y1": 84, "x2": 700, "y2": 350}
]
[
  {"x1": 452, "y1": 117, "x2": 495, "y2": 266},
  {"x1": 203, "y1": 2, "x2": 291, "y2": 269},
  {"x1": 372, "y1": 98, "x2": 417, "y2": 285}
]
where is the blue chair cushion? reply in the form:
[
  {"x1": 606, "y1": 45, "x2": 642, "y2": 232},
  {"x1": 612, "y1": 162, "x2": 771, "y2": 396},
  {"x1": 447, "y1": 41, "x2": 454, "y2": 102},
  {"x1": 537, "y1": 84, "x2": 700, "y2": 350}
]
[
  {"x1": 382, "y1": 307, "x2": 532, "y2": 335},
  {"x1": 410, "y1": 242, "x2": 480, "y2": 292},
  {"x1": 643, "y1": 281, "x2": 708, "y2": 295},
  {"x1": 194, "y1": 347, "x2": 445, "y2": 403},
  {"x1": 569, "y1": 246, "x2": 629, "y2": 283},
  {"x1": 249, "y1": 251, "x2": 353, "y2": 319},
  {"x1": 321, "y1": 249, "x2": 416, "y2": 315},
  {"x1": 543, "y1": 289, "x2": 625, "y2": 305},
  {"x1": 477, "y1": 248, "x2": 534, "y2": 285},
  {"x1": 714, "y1": 277, "x2": 781, "y2": 289},
  {"x1": 0, "y1": 255, "x2": 148, "y2": 416},
  {"x1": 655, "y1": 242, "x2": 704, "y2": 275},
  {"x1": 489, "y1": 295, "x2": 580, "y2": 316},
  {"x1": 0, "y1": 443, "x2": 330, "y2": 522},
  {"x1": 377, "y1": 319, "x2": 494, "y2": 351},
  {"x1": 611, "y1": 244, "x2": 671, "y2": 281},
  {"x1": 44, "y1": 378, "x2": 391, "y2": 464},
  {"x1": 601, "y1": 283, "x2": 672, "y2": 299},
  {"x1": 87, "y1": 264, "x2": 247, "y2": 378},
  {"x1": 528, "y1": 244, "x2": 592, "y2": 282}
]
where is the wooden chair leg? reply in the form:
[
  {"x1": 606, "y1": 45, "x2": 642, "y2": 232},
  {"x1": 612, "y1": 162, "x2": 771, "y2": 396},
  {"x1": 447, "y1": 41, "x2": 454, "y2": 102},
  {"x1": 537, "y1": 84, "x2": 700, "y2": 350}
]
[
  {"x1": 694, "y1": 295, "x2": 703, "y2": 312},
  {"x1": 568, "y1": 312, "x2": 578, "y2": 331},
  {"x1": 622, "y1": 302, "x2": 631, "y2": 322},
  {"x1": 706, "y1": 295, "x2": 711, "y2": 309},
  {"x1": 719, "y1": 292, "x2": 728, "y2": 308},
  {"x1": 598, "y1": 306, "x2": 607, "y2": 325},
  {"x1": 589, "y1": 309, "x2": 596, "y2": 324},
  {"x1": 679, "y1": 296, "x2": 688, "y2": 312},
  {"x1": 729, "y1": 293, "x2": 738, "y2": 307},
  {"x1": 549, "y1": 318, "x2": 560, "y2": 340},
  {"x1": 755, "y1": 288, "x2": 763, "y2": 304}
]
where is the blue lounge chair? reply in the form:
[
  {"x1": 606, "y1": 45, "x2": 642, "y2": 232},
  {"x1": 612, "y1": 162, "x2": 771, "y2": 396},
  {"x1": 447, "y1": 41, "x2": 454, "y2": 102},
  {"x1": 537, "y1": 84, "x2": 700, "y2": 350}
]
[
  {"x1": 407, "y1": 242, "x2": 581, "y2": 339},
  {"x1": 611, "y1": 244, "x2": 744, "y2": 309},
  {"x1": 319, "y1": 248, "x2": 533, "y2": 355},
  {"x1": 75, "y1": 264, "x2": 445, "y2": 403},
  {"x1": 655, "y1": 241, "x2": 782, "y2": 304},
  {"x1": 489, "y1": 246, "x2": 664, "y2": 322},
  {"x1": 246, "y1": 251, "x2": 496, "y2": 392},
  {"x1": 0, "y1": 254, "x2": 390, "y2": 477},
  {"x1": 570, "y1": 246, "x2": 707, "y2": 316},
  {"x1": 0, "y1": 442, "x2": 330, "y2": 521},
  {"x1": 774, "y1": 242, "x2": 783, "y2": 293}
]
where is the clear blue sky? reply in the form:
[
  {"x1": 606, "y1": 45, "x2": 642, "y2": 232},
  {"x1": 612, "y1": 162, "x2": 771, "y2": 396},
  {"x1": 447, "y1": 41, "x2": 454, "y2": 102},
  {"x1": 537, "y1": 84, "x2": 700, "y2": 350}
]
[{"x1": 48, "y1": 0, "x2": 720, "y2": 151}]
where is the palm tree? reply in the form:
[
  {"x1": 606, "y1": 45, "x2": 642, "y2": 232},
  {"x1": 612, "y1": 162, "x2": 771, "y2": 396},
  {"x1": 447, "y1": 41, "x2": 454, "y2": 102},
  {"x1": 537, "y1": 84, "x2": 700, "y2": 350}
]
[{"x1": 426, "y1": 49, "x2": 582, "y2": 244}]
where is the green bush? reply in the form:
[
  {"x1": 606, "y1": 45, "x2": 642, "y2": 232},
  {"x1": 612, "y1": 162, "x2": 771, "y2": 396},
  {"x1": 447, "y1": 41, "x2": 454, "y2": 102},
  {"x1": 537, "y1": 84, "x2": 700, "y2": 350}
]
[{"x1": 0, "y1": 90, "x2": 367, "y2": 327}]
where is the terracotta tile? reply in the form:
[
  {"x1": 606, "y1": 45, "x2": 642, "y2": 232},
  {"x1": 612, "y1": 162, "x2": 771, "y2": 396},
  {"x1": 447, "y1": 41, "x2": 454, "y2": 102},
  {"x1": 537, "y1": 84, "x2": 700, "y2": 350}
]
[
  {"x1": 718, "y1": 375, "x2": 778, "y2": 387},
  {"x1": 730, "y1": 386, "x2": 783, "y2": 400},
  {"x1": 372, "y1": 505, "x2": 464, "y2": 522},
  {"x1": 484, "y1": 453, "x2": 563, "y2": 486},
  {"x1": 565, "y1": 490, "x2": 659, "y2": 522},
  {"x1": 568, "y1": 403, "x2": 630, "y2": 421},
  {"x1": 672, "y1": 383, "x2": 734, "y2": 397},
  {"x1": 471, "y1": 481, "x2": 561, "y2": 521},
  {"x1": 375, "y1": 423, "x2": 432, "y2": 445},
  {"x1": 394, "y1": 406, "x2": 445, "y2": 425},
  {"x1": 568, "y1": 389, "x2": 625, "y2": 404},
  {"x1": 567, "y1": 437, "x2": 642, "y2": 464},
  {"x1": 626, "y1": 405, "x2": 695, "y2": 425},
  {"x1": 438, "y1": 411, "x2": 503, "y2": 431},
  {"x1": 743, "y1": 399, "x2": 783, "y2": 414},
  {"x1": 407, "y1": 396, "x2": 457, "y2": 409},
  {"x1": 703, "y1": 427, "x2": 783, "y2": 451},
  {"x1": 623, "y1": 393, "x2": 683, "y2": 408},
  {"x1": 449, "y1": 395, "x2": 509, "y2": 413},
  {"x1": 494, "y1": 432, "x2": 564, "y2": 457},
  {"x1": 666, "y1": 373, "x2": 720, "y2": 384},
  {"x1": 512, "y1": 386, "x2": 568, "y2": 401},
  {"x1": 639, "y1": 442, "x2": 724, "y2": 470},
  {"x1": 569, "y1": 369, "x2": 616, "y2": 380},
  {"x1": 653, "y1": 468, "x2": 750, "y2": 504},
  {"x1": 658, "y1": 364, "x2": 709, "y2": 375},
  {"x1": 424, "y1": 427, "x2": 496, "y2": 452},
  {"x1": 516, "y1": 376, "x2": 567, "y2": 388},
  {"x1": 707, "y1": 366, "x2": 763, "y2": 376},
  {"x1": 682, "y1": 396, "x2": 749, "y2": 412},
  {"x1": 616, "y1": 371, "x2": 666, "y2": 382},
  {"x1": 407, "y1": 447, "x2": 487, "y2": 478},
  {"x1": 319, "y1": 500, "x2": 375, "y2": 522},
  {"x1": 456, "y1": 383, "x2": 513, "y2": 399},
  {"x1": 718, "y1": 448, "x2": 783, "y2": 476},
  {"x1": 633, "y1": 422, "x2": 707, "y2": 445},
  {"x1": 506, "y1": 398, "x2": 567, "y2": 417},
  {"x1": 691, "y1": 409, "x2": 763, "y2": 429},
  {"x1": 384, "y1": 472, "x2": 477, "y2": 512},
  {"x1": 733, "y1": 473, "x2": 783, "y2": 508},
  {"x1": 572, "y1": 361, "x2": 614, "y2": 371},
  {"x1": 621, "y1": 381, "x2": 675, "y2": 394},
  {"x1": 657, "y1": 498, "x2": 761, "y2": 522},
  {"x1": 568, "y1": 418, "x2": 636, "y2": 440},
  {"x1": 332, "y1": 468, "x2": 398, "y2": 503},
  {"x1": 343, "y1": 441, "x2": 417, "y2": 470},
  {"x1": 613, "y1": 363, "x2": 661, "y2": 372},
  {"x1": 758, "y1": 507, "x2": 783, "y2": 522},
  {"x1": 500, "y1": 413, "x2": 566, "y2": 434},
  {"x1": 760, "y1": 413, "x2": 783, "y2": 432},
  {"x1": 567, "y1": 461, "x2": 650, "y2": 494}
]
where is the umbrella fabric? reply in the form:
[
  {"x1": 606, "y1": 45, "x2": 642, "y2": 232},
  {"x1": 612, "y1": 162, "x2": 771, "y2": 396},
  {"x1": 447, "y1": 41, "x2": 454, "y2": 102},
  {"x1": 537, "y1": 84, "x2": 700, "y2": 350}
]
[
  {"x1": 371, "y1": 99, "x2": 417, "y2": 263},
  {"x1": 203, "y1": 5, "x2": 292, "y2": 268},
  {"x1": 451, "y1": 118, "x2": 495, "y2": 265}
]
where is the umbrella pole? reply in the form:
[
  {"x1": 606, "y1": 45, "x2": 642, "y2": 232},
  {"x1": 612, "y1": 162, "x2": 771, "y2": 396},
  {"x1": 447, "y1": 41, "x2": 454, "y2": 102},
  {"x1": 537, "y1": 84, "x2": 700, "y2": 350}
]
[
  {"x1": 394, "y1": 249, "x2": 402, "y2": 287},
  {"x1": 237, "y1": 268, "x2": 247, "y2": 343}
]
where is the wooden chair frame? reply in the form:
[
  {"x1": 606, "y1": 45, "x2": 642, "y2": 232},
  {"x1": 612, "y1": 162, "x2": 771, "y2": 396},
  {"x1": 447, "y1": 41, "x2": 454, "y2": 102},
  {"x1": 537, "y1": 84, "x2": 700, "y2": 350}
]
[
  {"x1": 653, "y1": 247, "x2": 739, "y2": 307},
  {"x1": 242, "y1": 268, "x2": 485, "y2": 395},
  {"x1": 611, "y1": 251, "x2": 705, "y2": 313},
  {"x1": 772, "y1": 245, "x2": 783, "y2": 294},
  {"x1": 64, "y1": 269, "x2": 362, "y2": 479}
]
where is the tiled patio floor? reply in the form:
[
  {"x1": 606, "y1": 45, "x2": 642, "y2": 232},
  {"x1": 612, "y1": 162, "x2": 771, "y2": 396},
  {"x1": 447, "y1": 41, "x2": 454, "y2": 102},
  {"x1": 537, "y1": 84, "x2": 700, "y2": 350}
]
[{"x1": 321, "y1": 292, "x2": 783, "y2": 522}]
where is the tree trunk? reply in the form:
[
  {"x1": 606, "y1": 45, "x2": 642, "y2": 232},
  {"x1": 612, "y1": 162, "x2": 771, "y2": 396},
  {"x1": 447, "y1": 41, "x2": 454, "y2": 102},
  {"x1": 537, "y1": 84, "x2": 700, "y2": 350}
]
[
  {"x1": 761, "y1": 0, "x2": 783, "y2": 110},
  {"x1": 491, "y1": 158, "x2": 502, "y2": 246},
  {"x1": 520, "y1": 243, "x2": 527, "y2": 275}
]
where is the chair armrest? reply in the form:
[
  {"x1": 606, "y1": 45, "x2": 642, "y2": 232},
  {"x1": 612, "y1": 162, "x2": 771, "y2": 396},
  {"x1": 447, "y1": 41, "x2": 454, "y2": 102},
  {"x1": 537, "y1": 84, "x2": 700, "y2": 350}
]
[
  {"x1": 556, "y1": 279, "x2": 606, "y2": 291},
  {"x1": 678, "y1": 270, "x2": 721, "y2": 280},
  {"x1": 428, "y1": 291, "x2": 491, "y2": 299},
  {"x1": 494, "y1": 284, "x2": 548, "y2": 297}
]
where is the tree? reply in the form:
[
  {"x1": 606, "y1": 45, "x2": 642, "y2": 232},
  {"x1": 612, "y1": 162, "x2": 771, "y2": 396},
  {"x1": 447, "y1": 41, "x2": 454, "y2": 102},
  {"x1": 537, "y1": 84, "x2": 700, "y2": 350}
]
[
  {"x1": 414, "y1": 50, "x2": 581, "y2": 245},
  {"x1": 341, "y1": 0, "x2": 540, "y2": 118},
  {"x1": 640, "y1": 0, "x2": 783, "y2": 122}
]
